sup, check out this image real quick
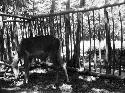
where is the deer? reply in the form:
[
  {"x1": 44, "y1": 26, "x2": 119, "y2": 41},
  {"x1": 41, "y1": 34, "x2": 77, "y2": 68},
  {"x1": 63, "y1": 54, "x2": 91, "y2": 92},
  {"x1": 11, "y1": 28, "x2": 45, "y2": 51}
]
[{"x1": 11, "y1": 35, "x2": 69, "y2": 84}]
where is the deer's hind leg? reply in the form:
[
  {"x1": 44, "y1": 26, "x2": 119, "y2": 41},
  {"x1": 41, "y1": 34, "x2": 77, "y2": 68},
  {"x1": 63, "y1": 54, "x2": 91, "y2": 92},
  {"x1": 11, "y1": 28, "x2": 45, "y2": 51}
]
[{"x1": 24, "y1": 55, "x2": 32, "y2": 84}]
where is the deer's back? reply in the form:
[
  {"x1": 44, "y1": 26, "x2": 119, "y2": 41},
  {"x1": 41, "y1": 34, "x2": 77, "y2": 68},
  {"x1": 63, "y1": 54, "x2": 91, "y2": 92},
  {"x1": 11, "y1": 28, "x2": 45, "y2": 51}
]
[{"x1": 18, "y1": 35, "x2": 60, "y2": 59}]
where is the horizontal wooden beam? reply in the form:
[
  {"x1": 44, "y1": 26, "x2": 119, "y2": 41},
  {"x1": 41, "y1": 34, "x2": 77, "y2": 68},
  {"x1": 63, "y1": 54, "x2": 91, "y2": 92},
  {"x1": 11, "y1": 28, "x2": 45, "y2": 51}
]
[
  {"x1": 3, "y1": 20, "x2": 29, "y2": 23},
  {"x1": 0, "y1": 13, "x2": 31, "y2": 20}
]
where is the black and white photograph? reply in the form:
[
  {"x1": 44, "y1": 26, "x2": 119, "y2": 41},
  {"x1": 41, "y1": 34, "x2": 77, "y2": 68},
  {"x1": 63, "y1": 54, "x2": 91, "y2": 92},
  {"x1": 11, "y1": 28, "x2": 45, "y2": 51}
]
[{"x1": 0, "y1": 0, "x2": 125, "y2": 93}]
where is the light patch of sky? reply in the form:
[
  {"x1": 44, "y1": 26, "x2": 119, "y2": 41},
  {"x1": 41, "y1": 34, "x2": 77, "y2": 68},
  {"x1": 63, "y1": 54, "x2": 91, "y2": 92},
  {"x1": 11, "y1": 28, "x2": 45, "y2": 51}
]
[
  {"x1": 56, "y1": 0, "x2": 66, "y2": 11},
  {"x1": 85, "y1": 0, "x2": 105, "y2": 7},
  {"x1": 108, "y1": 0, "x2": 124, "y2": 4},
  {"x1": 35, "y1": 0, "x2": 51, "y2": 14},
  {"x1": 70, "y1": 0, "x2": 80, "y2": 8},
  {"x1": 109, "y1": 0, "x2": 116, "y2": 4}
]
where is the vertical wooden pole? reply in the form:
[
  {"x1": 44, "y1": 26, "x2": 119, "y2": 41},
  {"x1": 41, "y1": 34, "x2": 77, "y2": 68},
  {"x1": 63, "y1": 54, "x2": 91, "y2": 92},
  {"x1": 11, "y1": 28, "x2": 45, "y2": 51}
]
[
  {"x1": 119, "y1": 10, "x2": 123, "y2": 76},
  {"x1": 88, "y1": 15, "x2": 91, "y2": 71},
  {"x1": 111, "y1": 7, "x2": 115, "y2": 75},
  {"x1": 81, "y1": 12, "x2": 85, "y2": 68},
  {"x1": 7, "y1": 22, "x2": 12, "y2": 63},
  {"x1": 0, "y1": 15, "x2": 4, "y2": 61},
  {"x1": 40, "y1": 18, "x2": 43, "y2": 35},
  {"x1": 93, "y1": 10, "x2": 97, "y2": 71},
  {"x1": 98, "y1": 12, "x2": 102, "y2": 73}
]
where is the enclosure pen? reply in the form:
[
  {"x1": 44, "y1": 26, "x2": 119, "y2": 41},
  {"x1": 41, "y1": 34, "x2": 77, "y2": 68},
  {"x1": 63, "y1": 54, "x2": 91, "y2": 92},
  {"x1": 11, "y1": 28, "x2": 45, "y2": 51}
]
[{"x1": 0, "y1": 1, "x2": 125, "y2": 92}]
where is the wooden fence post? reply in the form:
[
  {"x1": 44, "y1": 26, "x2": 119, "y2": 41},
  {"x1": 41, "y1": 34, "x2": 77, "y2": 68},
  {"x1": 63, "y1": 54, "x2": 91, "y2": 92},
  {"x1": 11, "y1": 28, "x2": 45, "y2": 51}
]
[{"x1": 0, "y1": 15, "x2": 4, "y2": 61}]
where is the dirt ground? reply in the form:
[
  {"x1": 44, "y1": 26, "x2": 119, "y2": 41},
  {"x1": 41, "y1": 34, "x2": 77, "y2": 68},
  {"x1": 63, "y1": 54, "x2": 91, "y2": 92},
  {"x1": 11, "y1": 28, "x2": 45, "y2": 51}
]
[{"x1": 1, "y1": 68, "x2": 125, "y2": 93}]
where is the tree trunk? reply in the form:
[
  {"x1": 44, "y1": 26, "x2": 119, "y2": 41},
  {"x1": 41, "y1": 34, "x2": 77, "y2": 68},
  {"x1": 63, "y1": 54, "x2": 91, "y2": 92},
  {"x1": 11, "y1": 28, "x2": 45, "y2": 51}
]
[
  {"x1": 73, "y1": 13, "x2": 81, "y2": 68},
  {"x1": 50, "y1": 0, "x2": 55, "y2": 36},
  {"x1": 65, "y1": 0, "x2": 70, "y2": 62},
  {"x1": 72, "y1": 0, "x2": 86, "y2": 68},
  {"x1": 104, "y1": 8, "x2": 111, "y2": 74}
]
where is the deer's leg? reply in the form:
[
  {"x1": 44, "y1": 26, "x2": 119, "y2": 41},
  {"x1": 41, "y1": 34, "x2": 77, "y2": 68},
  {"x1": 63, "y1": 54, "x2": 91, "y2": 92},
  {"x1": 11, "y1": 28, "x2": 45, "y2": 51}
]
[
  {"x1": 24, "y1": 56, "x2": 30, "y2": 84},
  {"x1": 58, "y1": 52, "x2": 69, "y2": 82},
  {"x1": 62, "y1": 62, "x2": 69, "y2": 82},
  {"x1": 55, "y1": 68, "x2": 59, "y2": 83},
  {"x1": 49, "y1": 51, "x2": 59, "y2": 83}
]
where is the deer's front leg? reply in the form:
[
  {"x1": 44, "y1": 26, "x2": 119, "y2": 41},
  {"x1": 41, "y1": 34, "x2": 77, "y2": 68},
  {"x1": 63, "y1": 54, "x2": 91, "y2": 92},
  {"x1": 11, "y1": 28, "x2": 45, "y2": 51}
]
[
  {"x1": 24, "y1": 55, "x2": 32, "y2": 84},
  {"x1": 58, "y1": 52, "x2": 69, "y2": 82},
  {"x1": 62, "y1": 62, "x2": 69, "y2": 82}
]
